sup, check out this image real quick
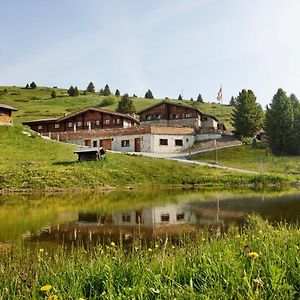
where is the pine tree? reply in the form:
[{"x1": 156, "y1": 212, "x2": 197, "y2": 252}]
[
  {"x1": 99, "y1": 88, "x2": 104, "y2": 95},
  {"x1": 178, "y1": 94, "x2": 183, "y2": 100},
  {"x1": 197, "y1": 94, "x2": 204, "y2": 103},
  {"x1": 86, "y1": 82, "x2": 95, "y2": 93},
  {"x1": 190, "y1": 97, "x2": 194, "y2": 101},
  {"x1": 265, "y1": 89, "x2": 294, "y2": 154},
  {"x1": 115, "y1": 89, "x2": 120, "y2": 96},
  {"x1": 230, "y1": 96, "x2": 236, "y2": 106},
  {"x1": 74, "y1": 86, "x2": 79, "y2": 96},
  {"x1": 116, "y1": 94, "x2": 136, "y2": 114},
  {"x1": 231, "y1": 89, "x2": 264, "y2": 137},
  {"x1": 145, "y1": 89, "x2": 154, "y2": 99},
  {"x1": 30, "y1": 82, "x2": 37, "y2": 89},
  {"x1": 51, "y1": 90, "x2": 57, "y2": 98},
  {"x1": 103, "y1": 84, "x2": 111, "y2": 96},
  {"x1": 68, "y1": 86, "x2": 75, "y2": 97},
  {"x1": 25, "y1": 84, "x2": 29, "y2": 89}
]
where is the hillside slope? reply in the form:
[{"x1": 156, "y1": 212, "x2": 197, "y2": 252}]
[{"x1": 0, "y1": 86, "x2": 233, "y2": 129}]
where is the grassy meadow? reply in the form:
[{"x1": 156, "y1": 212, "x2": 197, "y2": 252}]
[
  {"x1": 0, "y1": 86, "x2": 234, "y2": 129},
  {"x1": 192, "y1": 143, "x2": 300, "y2": 175},
  {"x1": 1, "y1": 216, "x2": 300, "y2": 299}
]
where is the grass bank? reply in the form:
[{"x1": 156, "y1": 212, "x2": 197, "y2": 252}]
[
  {"x1": 1, "y1": 217, "x2": 300, "y2": 299},
  {"x1": 192, "y1": 144, "x2": 300, "y2": 175},
  {"x1": 0, "y1": 126, "x2": 288, "y2": 191}
]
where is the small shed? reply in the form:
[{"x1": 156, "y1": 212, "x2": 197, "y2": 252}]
[
  {"x1": 0, "y1": 104, "x2": 18, "y2": 125},
  {"x1": 74, "y1": 147, "x2": 106, "y2": 162}
]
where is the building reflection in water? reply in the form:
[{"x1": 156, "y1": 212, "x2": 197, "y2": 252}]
[{"x1": 25, "y1": 201, "x2": 246, "y2": 247}]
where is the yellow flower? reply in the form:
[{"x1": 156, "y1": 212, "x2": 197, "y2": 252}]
[
  {"x1": 47, "y1": 295, "x2": 58, "y2": 300},
  {"x1": 40, "y1": 285, "x2": 53, "y2": 292},
  {"x1": 243, "y1": 276, "x2": 248, "y2": 283},
  {"x1": 171, "y1": 245, "x2": 176, "y2": 249},
  {"x1": 39, "y1": 248, "x2": 44, "y2": 253},
  {"x1": 148, "y1": 248, "x2": 153, "y2": 252},
  {"x1": 155, "y1": 244, "x2": 159, "y2": 248},
  {"x1": 110, "y1": 242, "x2": 116, "y2": 247},
  {"x1": 78, "y1": 298, "x2": 85, "y2": 300},
  {"x1": 248, "y1": 252, "x2": 259, "y2": 259}
]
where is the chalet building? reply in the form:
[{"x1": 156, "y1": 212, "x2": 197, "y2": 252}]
[
  {"x1": 49, "y1": 125, "x2": 196, "y2": 153},
  {"x1": 22, "y1": 107, "x2": 139, "y2": 134},
  {"x1": 138, "y1": 100, "x2": 220, "y2": 131},
  {"x1": 0, "y1": 104, "x2": 18, "y2": 125}
]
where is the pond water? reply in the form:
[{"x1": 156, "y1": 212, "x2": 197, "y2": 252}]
[{"x1": 0, "y1": 188, "x2": 300, "y2": 250}]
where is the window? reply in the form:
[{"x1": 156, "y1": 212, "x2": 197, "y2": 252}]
[
  {"x1": 54, "y1": 123, "x2": 59, "y2": 129},
  {"x1": 77, "y1": 121, "x2": 82, "y2": 127},
  {"x1": 185, "y1": 112, "x2": 190, "y2": 118},
  {"x1": 37, "y1": 125, "x2": 43, "y2": 130},
  {"x1": 116, "y1": 118, "x2": 120, "y2": 124},
  {"x1": 172, "y1": 114, "x2": 179, "y2": 119},
  {"x1": 203, "y1": 117, "x2": 208, "y2": 121},
  {"x1": 68, "y1": 122, "x2": 72, "y2": 128},
  {"x1": 159, "y1": 139, "x2": 168, "y2": 146},
  {"x1": 161, "y1": 214, "x2": 170, "y2": 222},
  {"x1": 122, "y1": 214, "x2": 131, "y2": 223},
  {"x1": 121, "y1": 140, "x2": 130, "y2": 147},
  {"x1": 105, "y1": 119, "x2": 110, "y2": 125},
  {"x1": 176, "y1": 213, "x2": 185, "y2": 221},
  {"x1": 146, "y1": 115, "x2": 151, "y2": 121},
  {"x1": 93, "y1": 140, "x2": 97, "y2": 147},
  {"x1": 95, "y1": 120, "x2": 100, "y2": 126},
  {"x1": 175, "y1": 139, "x2": 183, "y2": 146},
  {"x1": 156, "y1": 114, "x2": 161, "y2": 120}
]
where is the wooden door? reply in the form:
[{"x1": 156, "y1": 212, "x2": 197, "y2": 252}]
[
  {"x1": 100, "y1": 139, "x2": 112, "y2": 150},
  {"x1": 134, "y1": 138, "x2": 141, "y2": 152}
]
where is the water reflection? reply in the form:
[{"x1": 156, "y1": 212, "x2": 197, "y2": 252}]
[{"x1": 1, "y1": 189, "x2": 300, "y2": 248}]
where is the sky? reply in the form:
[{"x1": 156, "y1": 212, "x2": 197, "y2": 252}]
[{"x1": 1, "y1": 0, "x2": 300, "y2": 106}]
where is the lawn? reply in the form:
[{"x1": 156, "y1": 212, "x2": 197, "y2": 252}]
[
  {"x1": 0, "y1": 126, "x2": 286, "y2": 191},
  {"x1": 192, "y1": 144, "x2": 300, "y2": 174}
]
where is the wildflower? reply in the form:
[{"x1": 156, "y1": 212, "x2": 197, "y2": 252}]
[
  {"x1": 47, "y1": 296, "x2": 58, "y2": 300},
  {"x1": 243, "y1": 276, "x2": 248, "y2": 283},
  {"x1": 40, "y1": 285, "x2": 53, "y2": 292},
  {"x1": 148, "y1": 248, "x2": 153, "y2": 252},
  {"x1": 78, "y1": 298, "x2": 85, "y2": 300},
  {"x1": 39, "y1": 248, "x2": 44, "y2": 253},
  {"x1": 202, "y1": 238, "x2": 206, "y2": 242},
  {"x1": 110, "y1": 242, "x2": 116, "y2": 247},
  {"x1": 171, "y1": 245, "x2": 176, "y2": 249},
  {"x1": 248, "y1": 252, "x2": 259, "y2": 259},
  {"x1": 155, "y1": 244, "x2": 159, "y2": 248},
  {"x1": 253, "y1": 278, "x2": 263, "y2": 287}
]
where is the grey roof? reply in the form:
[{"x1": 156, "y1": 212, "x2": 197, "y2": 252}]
[
  {"x1": 74, "y1": 147, "x2": 104, "y2": 154},
  {"x1": 0, "y1": 104, "x2": 18, "y2": 111},
  {"x1": 22, "y1": 118, "x2": 58, "y2": 124}
]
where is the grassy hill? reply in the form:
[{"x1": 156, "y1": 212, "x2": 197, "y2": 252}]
[
  {"x1": 192, "y1": 144, "x2": 300, "y2": 175},
  {"x1": 0, "y1": 126, "x2": 285, "y2": 191},
  {"x1": 0, "y1": 86, "x2": 234, "y2": 129}
]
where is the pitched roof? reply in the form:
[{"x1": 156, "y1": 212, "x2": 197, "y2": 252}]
[
  {"x1": 22, "y1": 107, "x2": 139, "y2": 125},
  {"x1": 0, "y1": 103, "x2": 18, "y2": 111},
  {"x1": 137, "y1": 100, "x2": 219, "y2": 121},
  {"x1": 56, "y1": 107, "x2": 139, "y2": 123}
]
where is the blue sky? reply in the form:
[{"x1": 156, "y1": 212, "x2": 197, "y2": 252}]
[{"x1": 1, "y1": 0, "x2": 300, "y2": 106}]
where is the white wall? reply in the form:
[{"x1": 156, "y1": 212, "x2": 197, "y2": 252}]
[
  {"x1": 152, "y1": 134, "x2": 195, "y2": 153},
  {"x1": 195, "y1": 133, "x2": 222, "y2": 141}
]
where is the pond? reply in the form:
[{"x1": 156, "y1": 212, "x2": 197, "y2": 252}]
[{"x1": 0, "y1": 188, "x2": 300, "y2": 250}]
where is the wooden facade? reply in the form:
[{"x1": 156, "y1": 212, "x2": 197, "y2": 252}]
[
  {"x1": 0, "y1": 104, "x2": 18, "y2": 125},
  {"x1": 22, "y1": 107, "x2": 139, "y2": 134}
]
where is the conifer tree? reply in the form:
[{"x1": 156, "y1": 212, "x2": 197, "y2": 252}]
[
  {"x1": 68, "y1": 86, "x2": 76, "y2": 97},
  {"x1": 99, "y1": 88, "x2": 104, "y2": 95},
  {"x1": 145, "y1": 89, "x2": 154, "y2": 99},
  {"x1": 51, "y1": 90, "x2": 57, "y2": 98},
  {"x1": 30, "y1": 82, "x2": 37, "y2": 89},
  {"x1": 74, "y1": 86, "x2": 79, "y2": 96},
  {"x1": 115, "y1": 89, "x2": 120, "y2": 96},
  {"x1": 265, "y1": 89, "x2": 294, "y2": 154},
  {"x1": 178, "y1": 94, "x2": 183, "y2": 100},
  {"x1": 86, "y1": 82, "x2": 95, "y2": 93},
  {"x1": 197, "y1": 94, "x2": 204, "y2": 103},
  {"x1": 230, "y1": 96, "x2": 236, "y2": 106},
  {"x1": 25, "y1": 83, "x2": 29, "y2": 89},
  {"x1": 116, "y1": 93, "x2": 136, "y2": 114},
  {"x1": 231, "y1": 89, "x2": 264, "y2": 137},
  {"x1": 103, "y1": 84, "x2": 111, "y2": 96}
]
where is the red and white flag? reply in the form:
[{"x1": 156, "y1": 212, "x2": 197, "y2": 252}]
[{"x1": 217, "y1": 85, "x2": 222, "y2": 102}]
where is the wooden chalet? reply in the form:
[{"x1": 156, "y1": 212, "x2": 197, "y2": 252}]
[
  {"x1": 0, "y1": 104, "x2": 18, "y2": 125},
  {"x1": 22, "y1": 107, "x2": 139, "y2": 134},
  {"x1": 138, "y1": 100, "x2": 220, "y2": 131}
]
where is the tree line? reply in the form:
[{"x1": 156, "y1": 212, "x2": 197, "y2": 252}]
[{"x1": 231, "y1": 88, "x2": 300, "y2": 155}]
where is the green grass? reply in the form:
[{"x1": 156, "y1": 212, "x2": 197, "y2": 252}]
[
  {"x1": 192, "y1": 144, "x2": 300, "y2": 175},
  {"x1": 0, "y1": 126, "x2": 287, "y2": 191},
  {"x1": 1, "y1": 216, "x2": 300, "y2": 299},
  {"x1": 0, "y1": 86, "x2": 234, "y2": 129}
]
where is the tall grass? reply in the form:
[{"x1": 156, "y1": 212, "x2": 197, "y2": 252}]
[{"x1": 1, "y1": 216, "x2": 299, "y2": 299}]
